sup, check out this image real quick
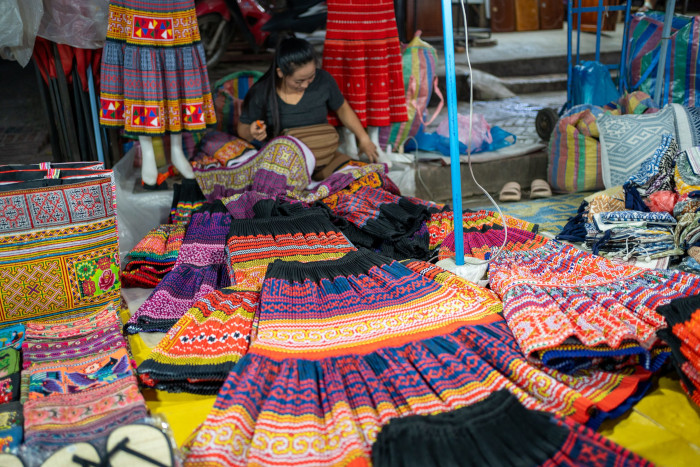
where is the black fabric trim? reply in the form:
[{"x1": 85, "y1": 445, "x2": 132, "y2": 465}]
[{"x1": 265, "y1": 248, "x2": 391, "y2": 283}]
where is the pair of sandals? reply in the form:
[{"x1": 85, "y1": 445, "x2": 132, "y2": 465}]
[
  {"x1": 499, "y1": 179, "x2": 552, "y2": 202},
  {"x1": 0, "y1": 424, "x2": 174, "y2": 467}
]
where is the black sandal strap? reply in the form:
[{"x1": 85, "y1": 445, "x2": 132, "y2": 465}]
[{"x1": 107, "y1": 437, "x2": 170, "y2": 467}]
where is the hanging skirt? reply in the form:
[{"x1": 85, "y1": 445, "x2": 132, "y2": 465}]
[
  {"x1": 371, "y1": 389, "x2": 652, "y2": 467},
  {"x1": 657, "y1": 295, "x2": 700, "y2": 406},
  {"x1": 137, "y1": 211, "x2": 357, "y2": 393},
  {"x1": 126, "y1": 202, "x2": 231, "y2": 334},
  {"x1": 440, "y1": 212, "x2": 700, "y2": 373},
  {"x1": 184, "y1": 250, "x2": 651, "y2": 466},
  {"x1": 322, "y1": 0, "x2": 407, "y2": 127},
  {"x1": 100, "y1": 0, "x2": 216, "y2": 135}
]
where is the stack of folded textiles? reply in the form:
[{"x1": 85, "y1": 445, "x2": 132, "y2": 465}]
[
  {"x1": 657, "y1": 294, "x2": 700, "y2": 406},
  {"x1": 0, "y1": 323, "x2": 25, "y2": 452},
  {"x1": 18, "y1": 304, "x2": 148, "y2": 463}
]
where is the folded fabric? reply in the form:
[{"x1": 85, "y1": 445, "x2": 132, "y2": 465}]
[
  {"x1": 170, "y1": 178, "x2": 206, "y2": 225},
  {"x1": 0, "y1": 348, "x2": 20, "y2": 378},
  {"x1": 121, "y1": 223, "x2": 186, "y2": 288},
  {"x1": 0, "y1": 401, "x2": 23, "y2": 451},
  {"x1": 598, "y1": 104, "x2": 694, "y2": 188},
  {"x1": 0, "y1": 371, "x2": 20, "y2": 403},
  {"x1": 0, "y1": 323, "x2": 24, "y2": 351}
]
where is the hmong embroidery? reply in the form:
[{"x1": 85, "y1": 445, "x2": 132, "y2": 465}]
[
  {"x1": 0, "y1": 218, "x2": 120, "y2": 324},
  {"x1": 0, "y1": 178, "x2": 114, "y2": 234},
  {"x1": 106, "y1": 6, "x2": 201, "y2": 46}
]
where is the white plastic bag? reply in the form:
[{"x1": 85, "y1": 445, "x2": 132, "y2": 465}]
[
  {"x1": 38, "y1": 0, "x2": 109, "y2": 49},
  {"x1": 0, "y1": 0, "x2": 43, "y2": 67}
]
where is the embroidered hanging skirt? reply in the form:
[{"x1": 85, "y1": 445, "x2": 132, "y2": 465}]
[
  {"x1": 100, "y1": 0, "x2": 217, "y2": 135},
  {"x1": 322, "y1": 0, "x2": 407, "y2": 127},
  {"x1": 185, "y1": 250, "x2": 651, "y2": 466},
  {"x1": 137, "y1": 211, "x2": 356, "y2": 393}
]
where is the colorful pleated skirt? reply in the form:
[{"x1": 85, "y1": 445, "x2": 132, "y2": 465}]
[
  {"x1": 371, "y1": 389, "x2": 651, "y2": 467},
  {"x1": 185, "y1": 250, "x2": 651, "y2": 466},
  {"x1": 439, "y1": 210, "x2": 700, "y2": 373},
  {"x1": 137, "y1": 211, "x2": 356, "y2": 393},
  {"x1": 126, "y1": 202, "x2": 232, "y2": 334},
  {"x1": 100, "y1": 0, "x2": 216, "y2": 134}
]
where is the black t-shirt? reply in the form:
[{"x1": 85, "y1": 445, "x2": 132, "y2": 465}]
[{"x1": 239, "y1": 68, "x2": 345, "y2": 131}]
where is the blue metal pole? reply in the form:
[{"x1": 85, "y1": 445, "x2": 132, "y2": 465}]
[
  {"x1": 87, "y1": 64, "x2": 106, "y2": 164},
  {"x1": 440, "y1": 0, "x2": 464, "y2": 266},
  {"x1": 654, "y1": 0, "x2": 676, "y2": 106}
]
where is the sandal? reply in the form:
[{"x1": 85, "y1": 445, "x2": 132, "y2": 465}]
[
  {"x1": 41, "y1": 443, "x2": 101, "y2": 467},
  {"x1": 0, "y1": 453, "x2": 25, "y2": 467},
  {"x1": 530, "y1": 179, "x2": 552, "y2": 199},
  {"x1": 105, "y1": 424, "x2": 174, "y2": 467},
  {"x1": 499, "y1": 181, "x2": 521, "y2": 202}
]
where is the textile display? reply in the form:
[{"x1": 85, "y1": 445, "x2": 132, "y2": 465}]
[
  {"x1": 170, "y1": 178, "x2": 206, "y2": 225},
  {"x1": 626, "y1": 133, "x2": 679, "y2": 196},
  {"x1": 125, "y1": 202, "x2": 232, "y2": 334},
  {"x1": 598, "y1": 104, "x2": 694, "y2": 188},
  {"x1": 212, "y1": 70, "x2": 263, "y2": 136},
  {"x1": 121, "y1": 223, "x2": 186, "y2": 288},
  {"x1": 322, "y1": 0, "x2": 407, "y2": 127},
  {"x1": 190, "y1": 132, "x2": 256, "y2": 171},
  {"x1": 371, "y1": 390, "x2": 652, "y2": 467},
  {"x1": 0, "y1": 217, "x2": 121, "y2": 325},
  {"x1": 674, "y1": 146, "x2": 700, "y2": 196},
  {"x1": 437, "y1": 213, "x2": 700, "y2": 373},
  {"x1": 0, "y1": 372, "x2": 20, "y2": 404},
  {"x1": 0, "y1": 349, "x2": 19, "y2": 378},
  {"x1": 100, "y1": 0, "x2": 217, "y2": 135},
  {"x1": 0, "y1": 323, "x2": 24, "y2": 351},
  {"x1": 184, "y1": 249, "x2": 653, "y2": 466},
  {"x1": 137, "y1": 211, "x2": 357, "y2": 393},
  {"x1": 656, "y1": 295, "x2": 700, "y2": 406}
]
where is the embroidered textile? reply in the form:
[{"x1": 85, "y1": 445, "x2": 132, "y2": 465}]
[
  {"x1": 371, "y1": 390, "x2": 652, "y2": 467},
  {"x1": 0, "y1": 177, "x2": 116, "y2": 234},
  {"x1": 137, "y1": 211, "x2": 357, "y2": 393},
  {"x1": 121, "y1": 223, "x2": 186, "y2": 288},
  {"x1": 0, "y1": 401, "x2": 23, "y2": 451},
  {"x1": 184, "y1": 250, "x2": 652, "y2": 466},
  {"x1": 126, "y1": 202, "x2": 232, "y2": 334},
  {"x1": 100, "y1": 0, "x2": 216, "y2": 134},
  {"x1": 0, "y1": 323, "x2": 24, "y2": 351},
  {"x1": 657, "y1": 295, "x2": 700, "y2": 406},
  {"x1": 627, "y1": 134, "x2": 679, "y2": 196},
  {"x1": 170, "y1": 178, "x2": 206, "y2": 225},
  {"x1": 0, "y1": 217, "x2": 121, "y2": 324},
  {"x1": 437, "y1": 212, "x2": 700, "y2": 371}
]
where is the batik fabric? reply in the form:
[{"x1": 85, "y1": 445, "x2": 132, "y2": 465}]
[{"x1": 100, "y1": 0, "x2": 216, "y2": 134}]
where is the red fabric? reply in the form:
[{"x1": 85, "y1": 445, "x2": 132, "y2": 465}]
[{"x1": 322, "y1": 0, "x2": 408, "y2": 127}]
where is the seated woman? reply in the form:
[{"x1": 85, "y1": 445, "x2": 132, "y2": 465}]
[{"x1": 237, "y1": 36, "x2": 379, "y2": 180}]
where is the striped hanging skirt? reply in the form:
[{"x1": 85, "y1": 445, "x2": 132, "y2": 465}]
[{"x1": 185, "y1": 249, "x2": 652, "y2": 466}]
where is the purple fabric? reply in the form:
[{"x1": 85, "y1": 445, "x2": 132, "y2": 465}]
[{"x1": 126, "y1": 203, "x2": 232, "y2": 334}]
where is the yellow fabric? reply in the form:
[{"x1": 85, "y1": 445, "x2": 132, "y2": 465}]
[{"x1": 600, "y1": 374, "x2": 700, "y2": 465}]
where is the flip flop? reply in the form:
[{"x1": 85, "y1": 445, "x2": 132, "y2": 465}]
[
  {"x1": 499, "y1": 181, "x2": 521, "y2": 202},
  {"x1": 105, "y1": 424, "x2": 174, "y2": 467},
  {"x1": 530, "y1": 178, "x2": 552, "y2": 199},
  {"x1": 0, "y1": 453, "x2": 25, "y2": 467},
  {"x1": 41, "y1": 443, "x2": 101, "y2": 467}
]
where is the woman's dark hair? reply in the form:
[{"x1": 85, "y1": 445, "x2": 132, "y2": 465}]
[{"x1": 242, "y1": 36, "x2": 318, "y2": 138}]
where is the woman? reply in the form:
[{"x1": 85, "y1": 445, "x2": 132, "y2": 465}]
[{"x1": 237, "y1": 37, "x2": 379, "y2": 180}]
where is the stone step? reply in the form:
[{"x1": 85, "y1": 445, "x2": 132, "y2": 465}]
[{"x1": 500, "y1": 73, "x2": 569, "y2": 95}]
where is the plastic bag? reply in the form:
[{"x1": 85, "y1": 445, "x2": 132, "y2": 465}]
[
  {"x1": 412, "y1": 126, "x2": 515, "y2": 157},
  {"x1": 37, "y1": 0, "x2": 109, "y2": 49},
  {"x1": 572, "y1": 60, "x2": 621, "y2": 107},
  {"x1": 436, "y1": 113, "x2": 492, "y2": 153},
  {"x1": 0, "y1": 0, "x2": 43, "y2": 67}
]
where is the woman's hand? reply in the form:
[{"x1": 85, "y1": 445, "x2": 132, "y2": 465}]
[
  {"x1": 251, "y1": 120, "x2": 267, "y2": 141},
  {"x1": 358, "y1": 136, "x2": 379, "y2": 163}
]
